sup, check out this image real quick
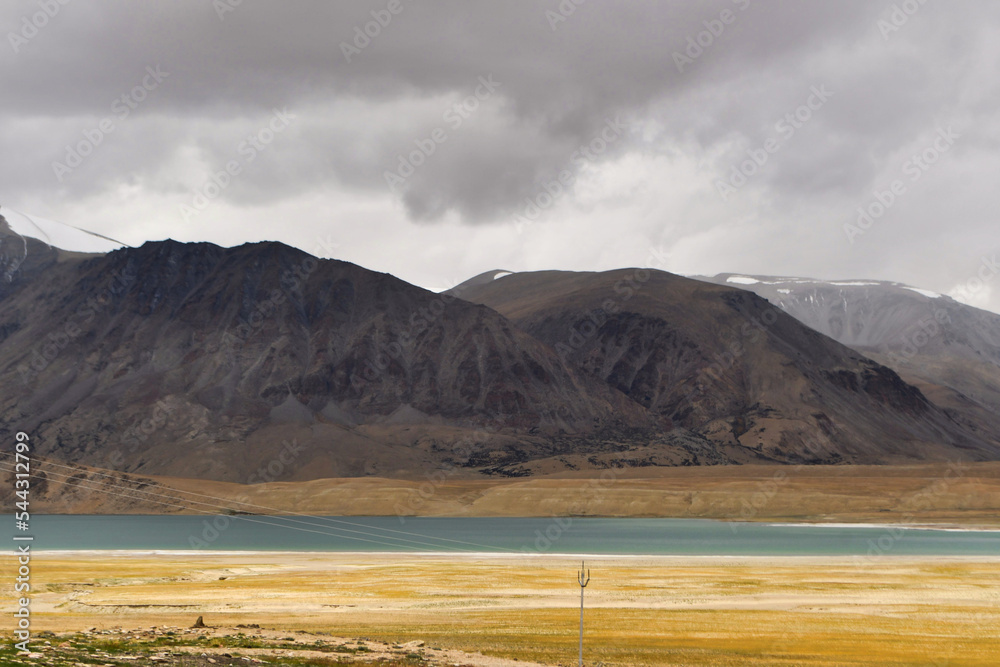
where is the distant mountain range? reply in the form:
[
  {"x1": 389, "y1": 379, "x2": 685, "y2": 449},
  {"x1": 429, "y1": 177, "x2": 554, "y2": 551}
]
[
  {"x1": 695, "y1": 274, "x2": 1000, "y2": 447},
  {"x1": 2, "y1": 213, "x2": 998, "y2": 484}
]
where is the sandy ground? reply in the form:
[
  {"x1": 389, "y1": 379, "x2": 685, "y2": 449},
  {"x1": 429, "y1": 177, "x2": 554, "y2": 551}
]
[
  {"x1": 4, "y1": 551, "x2": 999, "y2": 666},
  {"x1": 22, "y1": 461, "x2": 1000, "y2": 527}
]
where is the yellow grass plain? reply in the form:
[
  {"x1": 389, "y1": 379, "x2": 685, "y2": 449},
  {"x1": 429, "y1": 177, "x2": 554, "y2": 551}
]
[{"x1": 7, "y1": 552, "x2": 999, "y2": 666}]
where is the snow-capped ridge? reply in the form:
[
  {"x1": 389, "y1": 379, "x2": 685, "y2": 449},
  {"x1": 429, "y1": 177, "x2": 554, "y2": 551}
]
[
  {"x1": 712, "y1": 273, "x2": 946, "y2": 299},
  {"x1": 0, "y1": 207, "x2": 127, "y2": 254}
]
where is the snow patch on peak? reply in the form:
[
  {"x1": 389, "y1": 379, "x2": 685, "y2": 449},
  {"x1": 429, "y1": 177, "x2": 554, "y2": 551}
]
[
  {"x1": 828, "y1": 281, "x2": 882, "y2": 287},
  {"x1": 1, "y1": 207, "x2": 125, "y2": 254},
  {"x1": 903, "y1": 286, "x2": 942, "y2": 299},
  {"x1": 726, "y1": 275, "x2": 760, "y2": 285}
]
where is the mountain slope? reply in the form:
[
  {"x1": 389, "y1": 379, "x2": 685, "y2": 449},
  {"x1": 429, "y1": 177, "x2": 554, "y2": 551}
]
[
  {"x1": 5, "y1": 231, "x2": 999, "y2": 485},
  {"x1": 449, "y1": 269, "x2": 1000, "y2": 465},
  {"x1": 698, "y1": 274, "x2": 999, "y2": 367},
  {"x1": 696, "y1": 273, "x2": 1000, "y2": 442},
  {"x1": 0, "y1": 238, "x2": 654, "y2": 482}
]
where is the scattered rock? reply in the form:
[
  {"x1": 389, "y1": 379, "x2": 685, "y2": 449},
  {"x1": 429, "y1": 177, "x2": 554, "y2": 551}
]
[{"x1": 192, "y1": 615, "x2": 207, "y2": 628}]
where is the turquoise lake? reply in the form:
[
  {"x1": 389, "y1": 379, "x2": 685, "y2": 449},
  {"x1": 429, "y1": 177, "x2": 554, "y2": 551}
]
[{"x1": 26, "y1": 515, "x2": 1000, "y2": 555}]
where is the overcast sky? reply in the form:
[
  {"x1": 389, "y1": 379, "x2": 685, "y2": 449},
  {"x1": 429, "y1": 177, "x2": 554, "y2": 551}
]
[{"x1": 4, "y1": 0, "x2": 999, "y2": 312}]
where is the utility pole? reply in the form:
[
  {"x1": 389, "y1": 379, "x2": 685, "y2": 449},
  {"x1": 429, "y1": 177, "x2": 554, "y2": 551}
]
[{"x1": 578, "y1": 560, "x2": 590, "y2": 667}]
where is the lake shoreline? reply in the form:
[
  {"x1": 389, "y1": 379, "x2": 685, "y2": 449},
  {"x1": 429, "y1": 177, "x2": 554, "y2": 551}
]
[
  {"x1": 26, "y1": 514, "x2": 1000, "y2": 555},
  {"x1": 20, "y1": 462, "x2": 1000, "y2": 530},
  {"x1": 30, "y1": 550, "x2": 1000, "y2": 563}
]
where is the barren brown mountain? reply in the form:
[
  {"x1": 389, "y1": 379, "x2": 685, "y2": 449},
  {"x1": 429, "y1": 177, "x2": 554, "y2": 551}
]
[
  {"x1": 696, "y1": 273, "x2": 1000, "y2": 450},
  {"x1": 448, "y1": 269, "x2": 1000, "y2": 469},
  {"x1": 2, "y1": 217, "x2": 999, "y2": 489},
  {"x1": 0, "y1": 221, "x2": 652, "y2": 482}
]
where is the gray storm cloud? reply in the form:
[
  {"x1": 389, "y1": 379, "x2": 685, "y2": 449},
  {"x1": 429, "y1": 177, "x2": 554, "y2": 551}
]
[
  {"x1": 3, "y1": 0, "x2": 999, "y2": 312},
  {"x1": 1, "y1": 0, "x2": 892, "y2": 217}
]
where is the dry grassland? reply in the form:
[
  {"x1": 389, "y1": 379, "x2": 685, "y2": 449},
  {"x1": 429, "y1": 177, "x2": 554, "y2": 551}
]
[{"x1": 6, "y1": 552, "x2": 999, "y2": 666}]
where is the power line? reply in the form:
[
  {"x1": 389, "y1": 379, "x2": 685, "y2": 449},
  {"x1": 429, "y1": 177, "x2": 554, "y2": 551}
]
[
  {"x1": 1, "y1": 454, "x2": 518, "y2": 552},
  {"x1": 1, "y1": 463, "x2": 454, "y2": 551},
  {"x1": 1, "y1": 206, "x2": 131, "y2": 248},
  {"x1": 8, "y1": 453, "x2": 512, "y2": 551}
]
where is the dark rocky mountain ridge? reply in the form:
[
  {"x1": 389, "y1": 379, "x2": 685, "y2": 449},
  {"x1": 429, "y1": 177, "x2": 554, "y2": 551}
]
[
  {"x1": 694, "y1": 273, "x2": 1000, "y2": 450},
  {"x1": 3, "y1": 217, "x2": 999, "y2": 483},
  {"x1": 448, "y1": 269, "x2": 1000, "y2": 466},
  {"x1": 1, "y1": 223, "x2": 653, "y2": 481}
]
